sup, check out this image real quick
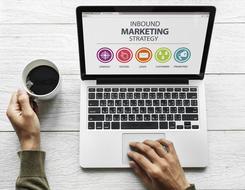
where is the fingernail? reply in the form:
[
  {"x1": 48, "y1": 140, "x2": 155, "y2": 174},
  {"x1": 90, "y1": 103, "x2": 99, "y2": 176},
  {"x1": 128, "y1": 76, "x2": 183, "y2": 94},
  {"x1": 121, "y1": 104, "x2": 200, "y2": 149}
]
[
  {"x1": 127, "y1": 151, "x2": 132, "y2": 156},
  {"x1": 129, "y1": 161, "x2": 135, "y2": 168},
  {"x1": 129, "y1": 142, "x2": 135, "y2": 146}
]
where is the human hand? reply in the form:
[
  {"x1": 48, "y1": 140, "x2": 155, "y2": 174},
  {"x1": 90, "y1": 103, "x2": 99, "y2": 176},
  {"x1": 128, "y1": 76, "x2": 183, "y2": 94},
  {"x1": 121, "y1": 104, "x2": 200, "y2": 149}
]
[
  {"x1": 6, "y1": 90, "x2": 40, "y2": 150},
  {"x1": 128, "y1": 139, "x2": 190, "y2": 190}
]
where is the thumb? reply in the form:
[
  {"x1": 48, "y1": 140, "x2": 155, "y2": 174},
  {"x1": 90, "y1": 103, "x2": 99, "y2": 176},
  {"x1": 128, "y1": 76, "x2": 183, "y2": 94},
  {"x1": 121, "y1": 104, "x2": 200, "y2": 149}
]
[{"x1": 17, "y1": 89, "x2": 34, "y2": 116}]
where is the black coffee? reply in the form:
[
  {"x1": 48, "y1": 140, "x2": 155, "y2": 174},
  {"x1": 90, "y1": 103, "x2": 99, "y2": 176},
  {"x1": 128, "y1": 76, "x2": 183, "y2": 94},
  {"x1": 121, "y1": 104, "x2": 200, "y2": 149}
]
[{"x1": 26, "y1": 65, "x2": 59, "y2": 95}]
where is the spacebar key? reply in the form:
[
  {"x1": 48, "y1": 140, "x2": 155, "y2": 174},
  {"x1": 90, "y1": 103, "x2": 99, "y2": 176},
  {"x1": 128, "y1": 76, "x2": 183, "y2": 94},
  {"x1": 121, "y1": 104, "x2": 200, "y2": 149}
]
[{"x1": 121, "y1": 122, "x2": 158, "y2": 129}]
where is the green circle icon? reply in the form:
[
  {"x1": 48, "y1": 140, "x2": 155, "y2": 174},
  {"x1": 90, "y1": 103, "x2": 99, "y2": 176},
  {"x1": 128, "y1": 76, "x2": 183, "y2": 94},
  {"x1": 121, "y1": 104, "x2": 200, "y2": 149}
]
[{"x1": 155, "y1": 47, "x2": 172, "y2": 63}]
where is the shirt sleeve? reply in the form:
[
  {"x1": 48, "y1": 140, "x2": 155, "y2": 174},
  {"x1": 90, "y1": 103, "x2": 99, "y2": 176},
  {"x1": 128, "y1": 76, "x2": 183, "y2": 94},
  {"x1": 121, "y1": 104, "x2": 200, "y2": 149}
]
[
  {"x1": 16, "y1": 150, "x2": 50, "y2": 190},
  {"x1": 186, "y1": 184, "x2": 196, "y2": 190}
]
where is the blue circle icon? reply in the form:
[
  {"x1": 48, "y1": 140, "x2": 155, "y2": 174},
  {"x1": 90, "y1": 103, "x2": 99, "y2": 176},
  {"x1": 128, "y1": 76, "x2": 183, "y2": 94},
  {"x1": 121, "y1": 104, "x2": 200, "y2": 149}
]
[{"x1": 174, "y1": 47, "x2": 191, "y2": 63}]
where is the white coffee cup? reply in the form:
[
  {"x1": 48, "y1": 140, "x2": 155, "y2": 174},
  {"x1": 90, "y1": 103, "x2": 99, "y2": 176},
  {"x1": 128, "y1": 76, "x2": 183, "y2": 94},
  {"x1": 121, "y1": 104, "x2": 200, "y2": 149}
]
[{"x1": 22, "y1": 59, "x2": 61, "y2": 100}]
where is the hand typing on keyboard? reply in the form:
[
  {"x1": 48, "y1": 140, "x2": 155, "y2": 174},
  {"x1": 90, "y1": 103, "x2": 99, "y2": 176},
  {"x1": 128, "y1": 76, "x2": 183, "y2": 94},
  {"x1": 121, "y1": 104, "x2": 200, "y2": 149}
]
[{"x1": 128, "y1": 139, "x2": 193, "y2": 190}]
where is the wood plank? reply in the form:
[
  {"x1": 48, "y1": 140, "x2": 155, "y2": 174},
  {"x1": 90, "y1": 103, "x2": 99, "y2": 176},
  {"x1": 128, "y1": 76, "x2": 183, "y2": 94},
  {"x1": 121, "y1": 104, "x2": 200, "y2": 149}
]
[
  {"x1": 1, "y1": 23, "x2": 245, "y2": 75},
  {"x1": 1, "y1": 0, "x2": 245, "y2": 23},
  {"x1": 0, "y1": 131, "x2": 244, "y2": 189},
  {"x1": 1, "y1": 74, "x2": 245, "y2": 131}
]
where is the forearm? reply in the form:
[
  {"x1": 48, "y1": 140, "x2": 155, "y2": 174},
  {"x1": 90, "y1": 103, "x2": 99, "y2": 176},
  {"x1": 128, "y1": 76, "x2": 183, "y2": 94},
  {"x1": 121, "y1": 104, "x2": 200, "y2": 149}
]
[{"x1": 16, "y1": 151, "x2": 50, "y2": 190}]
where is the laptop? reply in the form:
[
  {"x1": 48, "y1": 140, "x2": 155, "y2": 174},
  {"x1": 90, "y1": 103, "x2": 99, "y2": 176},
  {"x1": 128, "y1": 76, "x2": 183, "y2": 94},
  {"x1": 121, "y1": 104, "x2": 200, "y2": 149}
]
[{"x1": 76, "y1": 6, "x2": 216, "y2": 168}]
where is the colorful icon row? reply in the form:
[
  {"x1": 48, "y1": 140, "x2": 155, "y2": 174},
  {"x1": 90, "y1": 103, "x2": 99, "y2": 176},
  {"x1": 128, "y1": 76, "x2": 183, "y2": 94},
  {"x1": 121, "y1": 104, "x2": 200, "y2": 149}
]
[{"x1": 96, "y1": 47, "x2": 191, "y2": 63}]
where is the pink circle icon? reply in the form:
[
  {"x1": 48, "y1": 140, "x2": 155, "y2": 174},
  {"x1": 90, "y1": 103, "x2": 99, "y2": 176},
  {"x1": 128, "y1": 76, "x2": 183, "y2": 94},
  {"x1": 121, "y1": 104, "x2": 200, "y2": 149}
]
[{"x1": 116, "y1": 47, "x2": 133, "y2": 63}]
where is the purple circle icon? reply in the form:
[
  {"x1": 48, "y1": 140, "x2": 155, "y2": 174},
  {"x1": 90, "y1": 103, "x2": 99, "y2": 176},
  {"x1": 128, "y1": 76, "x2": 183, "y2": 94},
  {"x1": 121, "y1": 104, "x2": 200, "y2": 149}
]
[{"x1": 96, "y1": 47, "x2": 114, "y2": 63}]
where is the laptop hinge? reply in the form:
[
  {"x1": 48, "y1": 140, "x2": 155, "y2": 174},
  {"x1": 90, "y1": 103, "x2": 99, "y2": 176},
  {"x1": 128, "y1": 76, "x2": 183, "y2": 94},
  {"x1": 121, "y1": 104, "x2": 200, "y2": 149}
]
[{"x1": 96, "y1": 78, "x2": 189, "y2": 85}]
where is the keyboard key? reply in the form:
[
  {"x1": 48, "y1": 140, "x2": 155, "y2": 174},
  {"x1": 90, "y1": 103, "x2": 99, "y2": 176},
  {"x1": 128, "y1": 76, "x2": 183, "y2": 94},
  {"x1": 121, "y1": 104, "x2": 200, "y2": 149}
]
[
  {"x1": 174, "y1": 114, "x2": 181, "y2": 121},
  {"x1": 148, "y1": 107, "x2": 154, "y2": 113},
  {"x1": 187, "y1": 93, "x2": 197, "y2": 99},
  {"x1": 136, "y1": 114, "x2": 143, "y2": 121},
  {"x1": 112, "y1": 122, "x2": 120, "y2": 129},
  {"x1": 97, "y1": 88, "x2": 103, "y2": 92},
  {"x1": 134, "y1": 93, "x2": 141, "y2": 99},
  {"x1": 104, "y1": 122, "x2": 110, "y2": 129},
  {"x1": 125, "y1": 107, "x2": 131, "y2": 113},
  {"x1": 127, "y1": 93, "x2": 133, "y2": 99},
  {"x1": 112, "y1": 88, "x2": 119, "y2": 92},
  {"x1": 104, "y1": 93, "x2": 110, "y2": 99},
  {"x1": 140, "y1": 107, "x2": 147, "y2": 113},
  {"x1": 172, "y1": 93, "x2": 178, "y2": 99},
  {"x1": 88, "y1": 88, "x2": 95, "y2": 92},
  {"x1": 119, "y1": 93, "x2": 125, "y2": 99},
  {"x1": 144, "y1": 114, "x2": 151, "y2": 121},
  {"x1": 102, "y1": 107, "x2": 108, "y2": 113},
  {"x1": 89, "y1": 100, "x2": 99, "y2": 106},
  {"x1": 109, "y1": 107, "x2": 116, "y2": 113},
  {"x1": 174, "y1": 88, "x2": 181, "y2": 92},
  {"x1": 88, "y1": 115, "x2": 104, "y2": 121},
  {"x1": 100, "y1": 100, "x2": 106, "y2": 106},
  {"x1": 146, "y1": 100, "x2": 152, "y2": 106},
  {"x1": 162, "y1": 107, "x2": 169, "y2": 113},
  {"x1": 115, "y1": 100, "x2": 122, "y2": 106},
  {"x1": 169, "y1": 122, "x2": 176, "y2": 129},
  {"x1": 164, "y1": 93, "x2": 171, "y2": 99},
  {"x1": 159, "y1": 114, "x2": 166, "y2": 121},
  {"x1": 121, "y1": 114, "x2": 127, "y2": 121},
  {"x1": 123, "y1": 100, "x2": 129, "y2": 106},
  {"x1": 120, "y1": 88, "x2": 127, "y2": 92},
  {"x1": 155, "y1": 107, "x2": 162, "y2": 113},
  {"x1": 190, "y1": 88, "x2": 197, "y2": 92},
  {"x1": 167, "y1": 88, "x2": 173, "y2": 92},
  {"x1": 104, "y1": 88, "x2": 111, "y2": 92},
  {"x1": 178, "y1": 107, "x2": 185, "y2": 113},
  {"x1": 128, "y1": 88, "x2": 134, "y2": 92},
  {"x1": 192, "y1": 125, "x2": 199, "y2": 129},
  {"x1": 183, "y1": 100, "x2": 190, "y2": 106},
  {"x1": 142, "y1": 93, "x2": 148, "y2": 99},
  {"x1": 159, "y1": 88, "x2": 166, "y2": 92},
  {"x1": 117, "y1": 107, "x2": 123, "y2": 114},
  {"x1": 182, "y1": 114, "x2": 198, "y2": 121},
  {"x1": 129, "y1": 114, "x2": 135, "y2": 121},
  {"x1": 182, "y1": 88, "x2": 189, "y2": 92},
  {"x1": 186, "y1": 107, "x2": 198, "y2": 113},
  {"x1": 191, "y1": 100, "x2": 198, "y2": 106},
  {"x1": 170, "y1": 107, "x2": 177, "y2": 113},
  {"x1": 108, "y1": 100, "x2": 114, "y2": 106},
  {"x1": 161, "y1": 100, "x2": 167, "y2": 106},
  {"x1": 143, "y1": 88, "x2": 150, "y2": 92},
  {"x1": 167, "y1": 114, "x2": 173, "y2": 121},
  {"x1": 96, "y1": 122, "x2": 103, "y2": 129},
  {"x1": 179, "y1": 93, "x2": 186, "y2": 99},
  {"x1": 106, "y1": 115, "x2": 112, "y2": 121},
  {"x1": 160, "y1": 122, "x2": 168, "y2": 129},
  {"x1": 149, "y1": 93, "x2": 156, "y2": 99},
  {"x1": 177, "y1": 125, "x2": 183, "y2": 129},
  {"x1": 153, "y1": 100, "x2": 160, "y2": 106},
  {"x1": 88, "y1": 122, "x2": 95, "y2": 129},
  {"x1": 157, "y1": 93, "x2": 163, "y2": 99},
  {"x1": 96, "y1": 93, "x2": 103, "y2": 99},
  {"x1": 136, "y1": 88, "x2": 142, "y2": 92},
  {"x1": 88, "y1": 93, "x2": 95, "y2": 99},
  {"x1": 151, "y1": 114, "x2": 158, "y2": 121},
  {"x1": 151, "y1": 88, "x2": 158, "y2": 92},
  {"x1": 138, "y1": 100, "x2": 144, "y2": 106},
  {"x1": 121, "y1": 122, "x2": 158, "y2": 129},
  {"x1": 132, "y1": 107, "x2": 139, "y2": 113},
  {"x1": 113, "y1": 115, "x2": 120, "y2": 121},
  {"x1": 176, "y1": 100, "x2": 182, "y2": 106},
  {"x1": 168, "y1": 100, "x2": 175, "y2": 106},
  {"x1": 88, "y1": 107, "x2": 100, "y2": 114},
  {"x1": 184, "y1": 122, "x2": 191, "y2": 129},
  {"x1": 130, "y1": 100, "x2": 137, "y2": 106},
  {"x1": 111, "y1": 93, "x2": 118, "y2": 99}
]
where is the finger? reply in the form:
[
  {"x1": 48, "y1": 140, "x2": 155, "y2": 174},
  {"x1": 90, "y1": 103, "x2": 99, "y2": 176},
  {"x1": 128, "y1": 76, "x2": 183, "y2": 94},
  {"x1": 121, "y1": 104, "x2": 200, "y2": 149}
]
[
  {"x1": 17, "y1": 90, "x2": 34, "y2": 116},
  {"x1": 129, "y1": 161, "x2": 152, "y2": 188},
  {"x1": 143, "y1": 139, "x2": 167, "y2": 158},
  {"x1": 9, "y1": 92, "x2": 18, "y2": 106},
  {"x1": 30, "y1": 98, "x2": 39, "y2": 114},
  {"x1": 128, "y1": 151, "x2": 154, "y2": 174},
  {"x1": 157, "y1": 138, "x2": 176, "y2": 154},
  {"x1": 130, "y1": 142, "x2": 160, "y2": 163},
  {"x1": 6, "y1": 92, "x2": 18, "y2": 118}
]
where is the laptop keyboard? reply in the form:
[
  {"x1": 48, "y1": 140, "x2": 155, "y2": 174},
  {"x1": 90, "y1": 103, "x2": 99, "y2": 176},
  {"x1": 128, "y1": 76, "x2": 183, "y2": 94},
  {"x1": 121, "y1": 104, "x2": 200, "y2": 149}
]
[{"x1": 87, "y1": 87, "x2": 199, "y2": 130}]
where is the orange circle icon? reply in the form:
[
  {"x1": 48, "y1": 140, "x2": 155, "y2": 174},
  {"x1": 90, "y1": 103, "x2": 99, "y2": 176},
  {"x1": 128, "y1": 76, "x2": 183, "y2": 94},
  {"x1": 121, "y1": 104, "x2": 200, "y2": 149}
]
[{"x1": 135, "y1": 47, "x2": 152, "y2": 63}]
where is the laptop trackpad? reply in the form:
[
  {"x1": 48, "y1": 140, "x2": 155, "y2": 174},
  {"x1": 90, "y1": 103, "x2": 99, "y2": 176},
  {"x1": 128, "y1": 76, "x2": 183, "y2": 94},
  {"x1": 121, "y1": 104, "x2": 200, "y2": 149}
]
[{"x1": 122, "y1": 133, "x2": 165, "y2": 165}]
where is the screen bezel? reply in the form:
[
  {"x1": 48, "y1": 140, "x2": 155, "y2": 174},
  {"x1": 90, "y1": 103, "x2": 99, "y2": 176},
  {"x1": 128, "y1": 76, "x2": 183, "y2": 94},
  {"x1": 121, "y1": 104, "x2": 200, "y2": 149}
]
[{"x1": 76, "y1": 6, "x2": 216, "y2": 80}]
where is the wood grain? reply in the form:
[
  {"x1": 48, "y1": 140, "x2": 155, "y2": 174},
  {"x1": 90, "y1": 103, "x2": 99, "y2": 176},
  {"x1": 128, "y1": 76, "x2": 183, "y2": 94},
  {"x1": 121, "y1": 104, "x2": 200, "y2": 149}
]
[
  {"x1": 1, "y1": 0, "x2": 245, "y2": 23},
  {"x1": 0, "y1": 131, "x2": 245, "y2": 190}
]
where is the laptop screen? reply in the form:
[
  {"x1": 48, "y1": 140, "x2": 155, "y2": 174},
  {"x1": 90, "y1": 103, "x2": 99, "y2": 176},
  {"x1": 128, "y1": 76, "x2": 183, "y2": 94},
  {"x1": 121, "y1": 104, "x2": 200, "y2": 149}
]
[{"x1": 81, "y1": 12, "x2": 210, "y2": 75}]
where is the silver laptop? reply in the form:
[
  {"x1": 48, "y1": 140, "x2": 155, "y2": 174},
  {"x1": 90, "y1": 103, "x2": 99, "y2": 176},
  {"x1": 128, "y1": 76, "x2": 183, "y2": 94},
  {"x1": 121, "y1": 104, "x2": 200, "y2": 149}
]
[{"x1": 76, "y1": 6, "x2": 216, "y2": 168}]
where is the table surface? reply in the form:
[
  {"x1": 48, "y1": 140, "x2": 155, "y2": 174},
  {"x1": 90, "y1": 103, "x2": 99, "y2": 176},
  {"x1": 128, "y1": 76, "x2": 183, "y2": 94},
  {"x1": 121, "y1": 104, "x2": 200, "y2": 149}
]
[{"x1": 1, "y1": 0, "x2": 245, "y2": 189}]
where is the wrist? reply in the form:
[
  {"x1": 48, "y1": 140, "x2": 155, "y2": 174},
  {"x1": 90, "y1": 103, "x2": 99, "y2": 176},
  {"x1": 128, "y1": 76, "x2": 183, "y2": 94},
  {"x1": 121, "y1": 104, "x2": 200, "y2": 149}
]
[{"x1": 21, "y1": 134, "x2": 40, "y2": 150}]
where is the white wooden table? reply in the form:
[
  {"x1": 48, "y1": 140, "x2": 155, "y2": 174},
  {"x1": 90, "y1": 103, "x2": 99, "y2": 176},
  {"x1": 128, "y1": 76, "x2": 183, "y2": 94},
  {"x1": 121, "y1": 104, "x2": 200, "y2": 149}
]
[{"x1": 1, "y1": 1, "x2": 245, "y2": 189}]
